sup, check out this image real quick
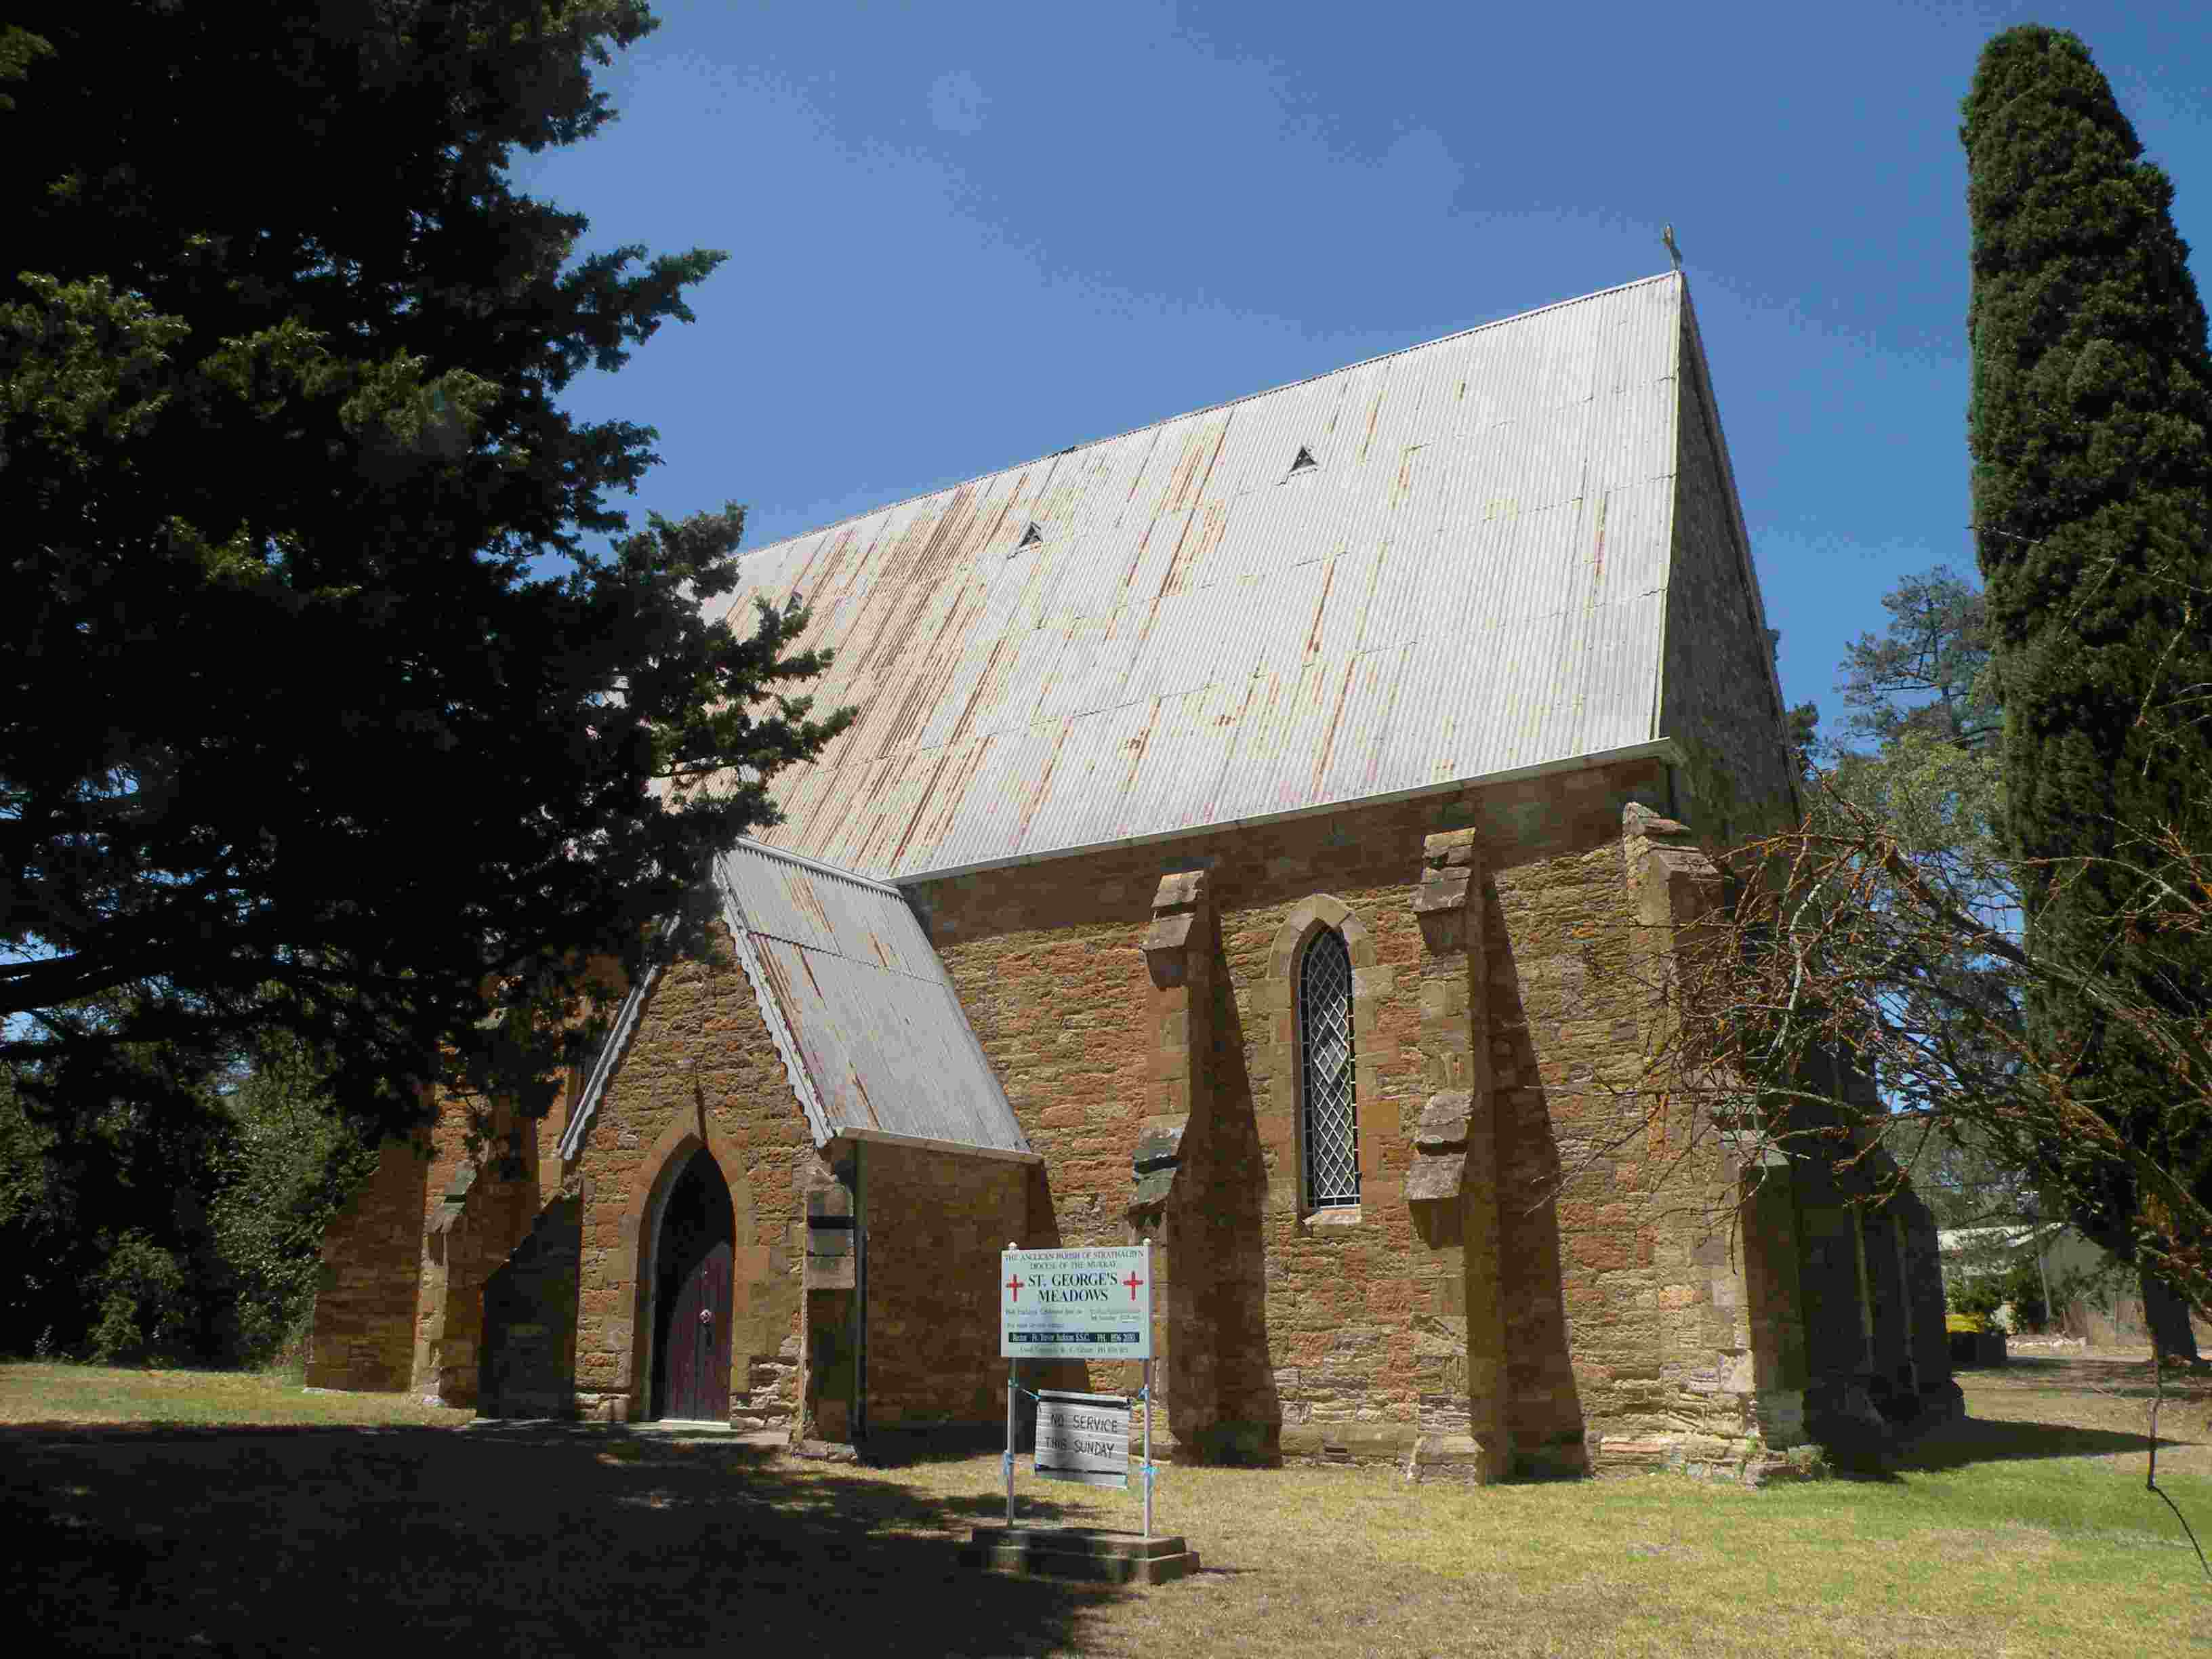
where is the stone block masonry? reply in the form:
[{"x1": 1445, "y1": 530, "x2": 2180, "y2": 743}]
[
  {"x1": 478, "y1": 1197, "x2": 581, "y2": 1417},
  {"x1": 1661, "y1": 302, "x2": 1801, "y2": 846},
  {"x1": 308, "y1": 1087, "x2": 547, "y2": 1403},
  {"x1": 311, "y1": 747, "x2": 1954, "y2": 1474},
  {"x1": 857, "y1": 1134, "x2": 1033, "y2": 1435},
  {"x1": 307, "y1": 1126, "x2": 430, "y2": 1393},
  {"x1": 564, "y1": 922, "x2": 813, "y2": 1429},
  {"x1": 1404, "y1": 828, "x2": 1508, "y2": 1481},
  {"x1": 917, "y1": 755, "x2": 1811, "y2": 1474}
]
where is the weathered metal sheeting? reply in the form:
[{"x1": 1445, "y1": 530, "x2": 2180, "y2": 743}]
[
  {"x1": 717, "y1": 840, "x2": 1027, "y2": 1153},
  {"x1": 710, "y1": 274, "x2": 1693, "y2": 880}
]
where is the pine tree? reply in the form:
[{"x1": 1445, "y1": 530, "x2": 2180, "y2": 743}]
[
  {"x1": 1, "y1": 5, "x2": 851, "y2": 1136},
  {"x1": 1835, "y1": 567, "x2": 2000, "y2": 755},
  {"x1": 1962, "y1": 25, "x2": 2212, "y2": 1358}
]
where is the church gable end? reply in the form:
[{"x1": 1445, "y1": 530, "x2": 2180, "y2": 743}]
[{"x1": 1655, "y1": 294, "x2": 1800, "y2": 843}]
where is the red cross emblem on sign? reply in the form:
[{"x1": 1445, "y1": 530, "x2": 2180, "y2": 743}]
[
  {"x1": 1004, "y1": 1273, "x2": 1024, "y2": 1303},
  {"x1": 1124, "y1": 1269, "x2": 1144, "y2": 1301}
]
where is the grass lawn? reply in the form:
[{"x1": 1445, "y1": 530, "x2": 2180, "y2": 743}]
[
  {"x1": 5, "y1": 1356, "x2": 2209, "y2": 1658},
  {"x1": 0, "y1": 1363, "x2": 472, "y2": 1430}
]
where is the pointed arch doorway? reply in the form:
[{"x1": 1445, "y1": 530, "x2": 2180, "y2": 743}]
[{"x1": 651, "y1": 1148, "x2": 735, "y2": 1422}]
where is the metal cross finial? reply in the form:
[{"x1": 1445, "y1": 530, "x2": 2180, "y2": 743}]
[{"x1": 1662, "y1": 224, "x2": 1682, "y2": 271}]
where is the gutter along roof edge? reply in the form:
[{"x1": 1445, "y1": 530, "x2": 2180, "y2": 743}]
[{"x1": 829, "y1": 1126, "x2": 1042, "y2": 1166}]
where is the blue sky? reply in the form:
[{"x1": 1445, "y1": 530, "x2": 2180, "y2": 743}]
[{"x1": 512, "y1": 1, "x2": 2212, "y2": 735}]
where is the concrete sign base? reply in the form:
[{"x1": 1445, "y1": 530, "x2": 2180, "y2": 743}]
[{"x1": 960, "y1": 1525, "x2": 1200, "y2": 1585}]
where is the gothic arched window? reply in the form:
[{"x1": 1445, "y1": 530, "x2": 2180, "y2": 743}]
[{"x1": 1299, "y1": 926, "x2": 1359, "y2": 1209}]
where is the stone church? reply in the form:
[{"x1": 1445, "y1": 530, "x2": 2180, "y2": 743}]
[{"x1": 310, "y1": 272, "x2": 1958, "y2": 1479}]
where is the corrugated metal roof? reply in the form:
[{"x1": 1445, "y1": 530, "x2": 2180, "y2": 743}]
[
  {"x1": 709, "y1": 273, "x2": 1695, "y2": 881},
  {"x1": 557, "y1": 959, "x2": 663, "y2": 1164},
  {"x1": 714, "y1": 839, "x2": 1029, "y2": 1154}
]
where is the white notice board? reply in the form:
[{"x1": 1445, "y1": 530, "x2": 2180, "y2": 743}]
[
  {"x1": 999, "y1": 1245, "x2": 1152, "y2": 1359},
  {"x1": 1035, "y1": 1390, "x2": 1131, "y2": 1488}
]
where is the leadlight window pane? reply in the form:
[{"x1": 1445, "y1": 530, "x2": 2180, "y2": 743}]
[{"x1": 1300, "y1": 927, "x2": 1359, "y2": 1208}]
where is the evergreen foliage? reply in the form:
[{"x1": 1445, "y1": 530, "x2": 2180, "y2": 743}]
[
  {"x1": 1, "y1": 4, "x2": 851, "y2": 1140},
  {"x1": 1944, "y1": 1249, "x2": 2049, "y2": 1332},
  {"x1": 204, "y1": 1040, "x2": 383, "y2": 1366},
  {"x1": 1963, "y1": 26, "x2": 2212, "y2": 1351},
  {"x1": 1836, "y1": 567, "x2": 2000, "y2": 755},
  {"x1": 2, "y1": 1029, "x2": 380, "y2": 1365},
  {"x1": 1810, "y1": 567, "x2": 2016, "y2": 1133},
  {"x1": 1825, "y1": 566, "x2": 2006, "y2": 875},
  {"x1": 0, "y1": 1015, "x2": 233, "y2": 1361}
]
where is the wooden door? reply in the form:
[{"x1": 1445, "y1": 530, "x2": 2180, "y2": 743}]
[{"x1": 653, "y1": 1152, "x2": 734, "y2": 1422}]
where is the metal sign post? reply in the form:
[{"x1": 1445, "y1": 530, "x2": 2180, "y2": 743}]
[
  {"x1": 999, "y1": 1241, "x2": 1155, "y2": 1531},
  {"x1": 974, "y1": 1238, "x2": 1194, "y2": 1583},
  {"x1": 1004, "y1": 1242, "x2": 1017, "y2": 1528},
  {"x1": 1143, "y1": 1240, "x2": 1155, "y2": 1538}
]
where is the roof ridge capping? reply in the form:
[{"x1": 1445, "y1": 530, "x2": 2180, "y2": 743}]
[
  {"x1": 723, "y1": 835, "x2": 906, "y2": 899},
  {"x1": 732, "y1": 270, "x2": 1685, "y2": 563}
]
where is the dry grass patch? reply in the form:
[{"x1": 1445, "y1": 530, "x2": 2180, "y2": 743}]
[
  {"x1": 0, "y1": 1362, "x2": 472, "y2": 1430},
  {"x1": 5, "y1": 1359, "x2": 2211, "y2": 1657},
  {"x1": 1959, "y1": 1351, "x2": 2212, "y2": 1481}
]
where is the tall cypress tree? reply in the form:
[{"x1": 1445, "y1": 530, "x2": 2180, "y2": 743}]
[{"x1": 1962, "y1": 26, "x2": 2212, "y2": 1357}]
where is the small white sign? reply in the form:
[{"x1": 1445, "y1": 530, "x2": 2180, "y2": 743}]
[
  {"x1": 1035, "y1": 1390, "x2": 1131, "y2": 1488},
  {"x1": 999, "y1": 1245, "x2": 1151, "y2": 1359}
]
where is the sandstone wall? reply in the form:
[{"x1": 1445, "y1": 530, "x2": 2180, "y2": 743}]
[
  {"x1": 916, "y1": 756, "x2": 1779, "y2": 1473},
  {"x1": 309, "y1": 946, "x2": 794, "y2": 1416},
  {"x1": 855, "y1": 1136, "x2": 1032, "y2": 1435},
  {"x1": 479, "y1": 1197, "x2": 582, "y2": 1417},
  {"x1": 307, "y1": 1090, "x2": 542, "y2": 1401},
  {"x1": 564, "y1": 923, "x2": 814, "y2": 1427},
  {"x1": 1660, "y1": 306, "x2": 1799, "y2": 844},
  {"x1": 410, "y1": 1101, "x2": 527, "y2": 1405},
  {"x1": 309, "y1": 732, "x2": 1937, "y2": 1473},
  {"x1": 306, "y1": 1132, "x2": 430, "y2": 1392},
  {"x1": 313, "y1": 917, "x2": 1048, "y2": 1435}
]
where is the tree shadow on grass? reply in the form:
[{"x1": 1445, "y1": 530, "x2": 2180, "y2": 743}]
[
  {"x1": 1975, "y1": 1355, "x2": 2212, "y2": 1402},
  {"x1": 1898, "y1": 1414, "x2": 2171, "y2": 1472},
  {"x1": 5, "y1": 1426, "x2": 1128, "y2": 1658},
  {"x1": 1820, "y1": 1412, "x2": 2184, "y2": 1483},
  {"x1": 851, "y1": 1427, "x2": 1016, "y2": 1469}
]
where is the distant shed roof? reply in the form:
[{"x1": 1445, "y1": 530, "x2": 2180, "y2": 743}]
[{"x1": 712, "y1": 272, "x2": 1702, "y2": 881}]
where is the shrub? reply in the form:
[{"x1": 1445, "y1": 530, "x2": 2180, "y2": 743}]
[
  {"x1": 205, "y1": 1045, "x2": 380, "y2": 1369},
  {"x1": 89, "y1": 1232, "x2": 197, "y2": 1364},
  {"x1": 1949, "y1": 1256, "x2": 2049, "y2": 1330}
]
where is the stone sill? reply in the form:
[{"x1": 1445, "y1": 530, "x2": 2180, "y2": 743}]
[{"x1": 1300, "y1": 1206, "x2": 1363, "y2": 1231}]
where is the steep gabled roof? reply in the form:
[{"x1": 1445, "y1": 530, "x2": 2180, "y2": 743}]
[
  {"x1": 561, "y1": 838, "x2": 1029, "y2": 1161},
  {"x1": 710, "y1": 272, "x2": 1757, "y2": 881},
  {"x1": 715, "y1": 839, "x2": 1028, "y2": 1152}
]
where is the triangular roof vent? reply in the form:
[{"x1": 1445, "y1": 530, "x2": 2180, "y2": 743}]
[
  {"x1": 1017, "y1": 521, "x2": 1044, "y2": 549},
  {"x1": 1288, "y1": 445, "x2": 1319, "y2": 476}
]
